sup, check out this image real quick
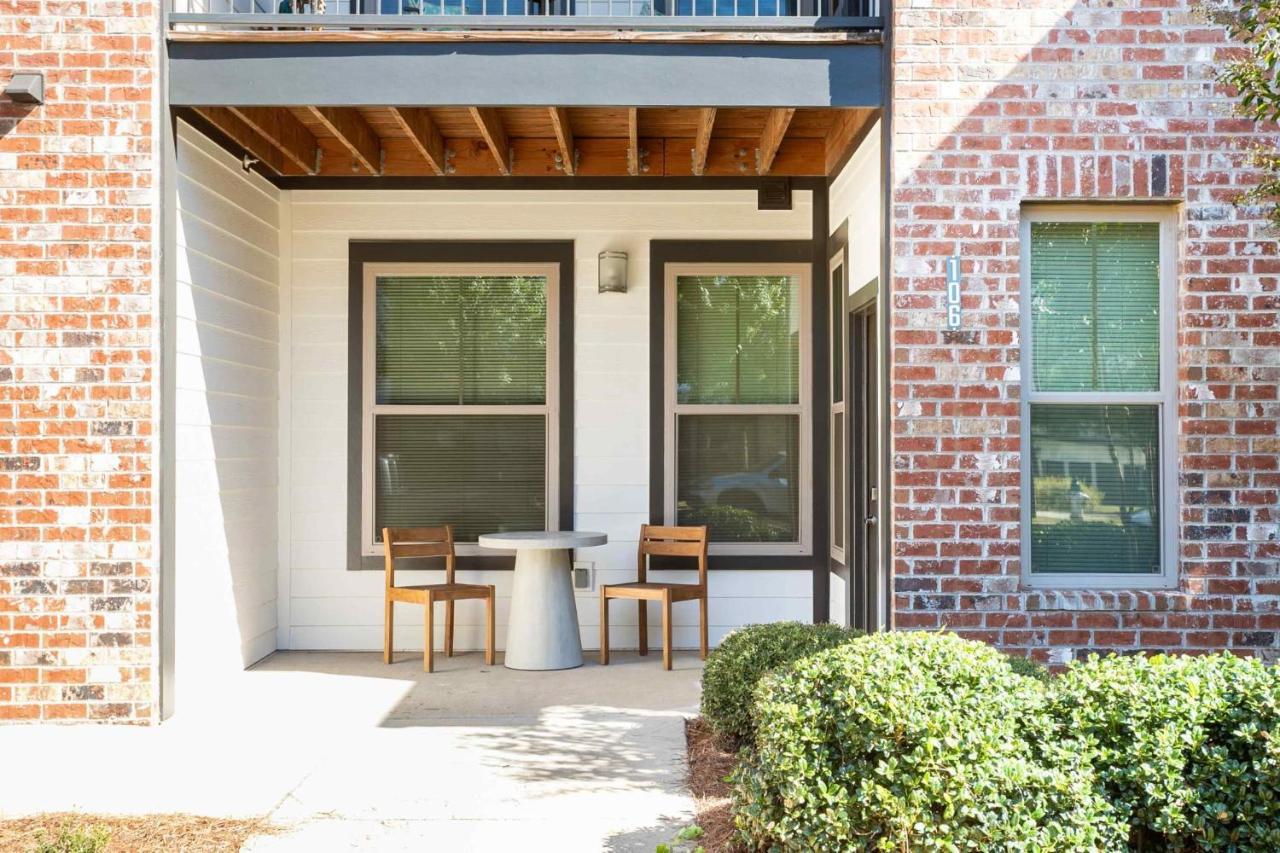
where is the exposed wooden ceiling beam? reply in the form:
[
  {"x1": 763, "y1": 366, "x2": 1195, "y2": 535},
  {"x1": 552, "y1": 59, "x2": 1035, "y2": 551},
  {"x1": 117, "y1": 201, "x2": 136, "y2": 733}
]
[
  {"x1": 192, "y1": 106, "x2": 294, "y2": 176},
  {"x1": 547, "y1": 107, "x2": 575, "y2": 176},
  {"x1": 691, "y1": 108, "x2": 716, "y2": 177},
  {"x1": 388, "y1": 107, "x2": 445, "y2": 176},
  {"x1": 306, "y1": 106, "x2": 381, "y2": 175},
  {"x1": 626, "y1": 108, "x2": 639, "y2": 176},
  {"x1": 469, "y1": 107, "x2": 510, "y2": 176},
  {"x1": 757, "y1": 108, "x2": 796, "y2": 175},
  {"x1": 227, "y1": 106, "x2": 319, "y2": 175},
  {"x1": 824, "y1": 108, "x2": 874, "y2": 175}
]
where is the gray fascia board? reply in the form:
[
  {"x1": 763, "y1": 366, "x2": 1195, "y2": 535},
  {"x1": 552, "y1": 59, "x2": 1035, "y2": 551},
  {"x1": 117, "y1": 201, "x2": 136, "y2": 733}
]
[
  {"x1": 167, "y1": 41, "x2": 883, "y2": 108},
  {"x1": 169, "y1": 13, "x2": 883, "y2": 30}
]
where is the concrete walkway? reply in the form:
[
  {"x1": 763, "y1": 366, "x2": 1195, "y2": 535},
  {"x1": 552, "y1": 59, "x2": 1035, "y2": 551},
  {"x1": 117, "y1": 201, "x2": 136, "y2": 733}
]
[{"x1": 0, "y1": 651, "x2": 703, "y2": 851}]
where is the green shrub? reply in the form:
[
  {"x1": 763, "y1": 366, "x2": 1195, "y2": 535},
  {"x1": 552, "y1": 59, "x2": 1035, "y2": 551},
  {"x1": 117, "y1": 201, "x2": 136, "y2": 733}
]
[
  {"x1": 732, "y1": 631, "x2": 1124, "y2": 852},
  {"x1": 32, "y1": 821, "x2": 110, "y2": 853},
  {"x1": 1051, "y1": 652, "x2": 1280, "y2": 851},
  {"x1": 700, "y1": 621, "x2": 860, "y2": 747},
  {"x1": 1006, "y1": 653, "x2": 1052, "y2": 681}
]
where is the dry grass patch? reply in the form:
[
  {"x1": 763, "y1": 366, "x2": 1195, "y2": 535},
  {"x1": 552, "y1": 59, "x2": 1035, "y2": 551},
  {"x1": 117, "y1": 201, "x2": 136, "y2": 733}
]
[
  {"x1": 0, "y1": 813, "x2": 275, "y2": 853},
  {"x1": 685, "y1": 716, "x2": 740, "y2": 852}
]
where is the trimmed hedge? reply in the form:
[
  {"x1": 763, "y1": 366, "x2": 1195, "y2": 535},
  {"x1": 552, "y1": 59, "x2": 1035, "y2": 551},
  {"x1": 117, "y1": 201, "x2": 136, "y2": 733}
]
[
  {"x1": 732, "y1": 632, "x2": 1124, "y2": 851},
  {"x1": 1052, "y1": 652, "x2": 1280, "y2": 851},
  {"x1": 700, "y1": 621, "x2": 861, "y2": 747}
]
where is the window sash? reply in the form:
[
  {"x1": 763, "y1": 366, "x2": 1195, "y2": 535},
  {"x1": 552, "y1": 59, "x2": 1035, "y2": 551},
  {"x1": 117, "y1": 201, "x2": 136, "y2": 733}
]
[
  {"x1": 1018, "y1": 207, "x2": 1177, "y2": 588},
  {"x1": 664, "y1": 263, "x2": 812, "y2": 556},
  {"x1": 361, "y1": 263, "x2": 559, "y2": 556}
]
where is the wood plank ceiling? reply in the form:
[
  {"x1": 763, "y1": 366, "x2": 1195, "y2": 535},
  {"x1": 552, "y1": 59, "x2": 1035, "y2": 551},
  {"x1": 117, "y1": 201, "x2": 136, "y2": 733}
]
[{"x1": 190, "y1": 105, "x2": 877, "y2": 179}]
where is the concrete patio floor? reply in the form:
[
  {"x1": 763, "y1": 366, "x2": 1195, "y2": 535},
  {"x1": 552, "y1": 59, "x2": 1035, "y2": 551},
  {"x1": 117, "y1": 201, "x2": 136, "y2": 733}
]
[{"x1": 0, "y1": 650, "x2": 704, "y2": 851}]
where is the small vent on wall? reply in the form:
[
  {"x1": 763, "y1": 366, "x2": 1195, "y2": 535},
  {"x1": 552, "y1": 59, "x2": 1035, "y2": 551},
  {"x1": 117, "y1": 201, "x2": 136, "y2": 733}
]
[
  {"x1": 758, "y1": 178, "x2": 792, "y2": 211},
  {"x1": 573, "y1": 561, "x2": 593, "y2": 591}
]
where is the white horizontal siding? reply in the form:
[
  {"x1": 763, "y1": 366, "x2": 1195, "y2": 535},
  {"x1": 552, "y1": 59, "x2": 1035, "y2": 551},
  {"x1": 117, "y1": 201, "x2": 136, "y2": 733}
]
[
  {"x1": 174, "y1": 121, "x2": 281, "y2": 684},
  {"x1": 287, "y1": 189, "x2": 813, "y2": 652}
]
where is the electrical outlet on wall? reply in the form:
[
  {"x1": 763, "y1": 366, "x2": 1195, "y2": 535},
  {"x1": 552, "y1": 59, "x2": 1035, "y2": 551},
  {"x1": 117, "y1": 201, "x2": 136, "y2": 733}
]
[{"x1": 573, "y1": 561, "x2": 594, "y2": 591}]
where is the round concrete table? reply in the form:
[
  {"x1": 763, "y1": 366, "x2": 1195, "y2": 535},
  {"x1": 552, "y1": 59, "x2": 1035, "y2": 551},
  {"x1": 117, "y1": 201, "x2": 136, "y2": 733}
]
[{"x1": 477, "y1": 530, "x2": 607, "y2": 671}]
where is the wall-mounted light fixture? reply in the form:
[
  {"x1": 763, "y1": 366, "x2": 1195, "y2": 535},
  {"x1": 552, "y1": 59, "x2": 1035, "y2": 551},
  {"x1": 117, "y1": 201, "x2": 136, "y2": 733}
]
[
  {"x1": 598, "y1": 251, "x2": 628, "y2": 294},
  {"x1": 4, "y1": 72, "x2": 44, "y2": 105}
]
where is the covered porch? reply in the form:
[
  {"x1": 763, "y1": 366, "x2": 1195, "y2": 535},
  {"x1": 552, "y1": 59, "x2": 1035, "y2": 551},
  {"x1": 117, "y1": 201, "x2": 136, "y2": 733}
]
[{"x1": 160, "y1": 34, "x2": 886, "y2": 715}]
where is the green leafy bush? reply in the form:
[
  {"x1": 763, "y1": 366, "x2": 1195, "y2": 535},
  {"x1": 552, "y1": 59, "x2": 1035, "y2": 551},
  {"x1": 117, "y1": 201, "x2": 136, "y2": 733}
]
[
  {"x1": 32, "y1": 821, "x2": 110, "y2": 853},
  {"x1": 1051, "y1": 652, "x2": 1280, "y2": 851},
  {"x1": 1006, "y1": 653, "x2": 1051, "y2": 681},
  {"x1": 732, "y1": 631, "x2": 1124, "y2": 852},
  {"x1": 677, "y1": 502, "x2": 792, "y2": 543},
  {"x1": 700, "y1": 621, "x2": 860, "y2": 747}
]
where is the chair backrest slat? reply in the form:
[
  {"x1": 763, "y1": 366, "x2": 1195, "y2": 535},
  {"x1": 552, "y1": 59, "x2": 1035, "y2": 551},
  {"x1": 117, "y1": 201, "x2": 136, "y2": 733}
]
[
  {"x1": 383, "y1": 525, "x2": 455, "y2": 587},
  {"x1": 637, "y1": 523, "x2": 708, "y2": 587}
]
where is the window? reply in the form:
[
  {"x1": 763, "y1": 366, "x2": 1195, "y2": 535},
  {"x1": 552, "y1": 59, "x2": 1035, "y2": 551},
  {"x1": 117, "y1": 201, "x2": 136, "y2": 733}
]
[
  {"x1": 361, "y1": 263, "x2": 559, "y2": 554},
  {"x1": 1019, "y1": 208, "x2": 1177, "y2": 587},
  {"x1": 829, "y1": 252, "x2": 846, "y2": 563},
  {"x1": 664, "y1": 263, "x2": 811, "y2": 556}
]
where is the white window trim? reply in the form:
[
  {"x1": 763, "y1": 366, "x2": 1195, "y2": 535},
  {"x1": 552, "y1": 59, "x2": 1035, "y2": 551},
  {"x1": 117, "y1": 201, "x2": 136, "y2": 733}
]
[
  {"x1": 829, "y1": 251, "x2": 847, "y2": 564},
  {"x1": 1018, "y1": 204, "x2": 1179, "y2": 589},
  {"x1": 360, "y1": 262, "x2": 560, "y2": 558},
  {"x1": 663, "y1": 262, "x2": 813, "y2": 557}
]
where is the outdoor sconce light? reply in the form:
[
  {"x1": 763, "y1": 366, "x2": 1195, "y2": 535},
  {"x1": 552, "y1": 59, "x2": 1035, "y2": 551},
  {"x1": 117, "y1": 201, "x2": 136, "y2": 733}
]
[
  {"x1": 4, "y1": 72, "x2": 44, "y2": 105},
  {"x1": 598, "y1": 251, "x2": 628, "y2": 294}
]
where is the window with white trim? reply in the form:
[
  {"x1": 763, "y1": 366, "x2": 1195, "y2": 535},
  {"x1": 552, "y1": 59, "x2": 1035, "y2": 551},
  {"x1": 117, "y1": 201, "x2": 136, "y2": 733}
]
[
  {"x1": 664, "y1": 263, "x2": 811, "y2": 556},
  {"x1": 361, "y1": 263, "x2": 558, "y2": 554},
  {"x1": 1020, "y1": 207, "x2": 1177, "y2": 587}
]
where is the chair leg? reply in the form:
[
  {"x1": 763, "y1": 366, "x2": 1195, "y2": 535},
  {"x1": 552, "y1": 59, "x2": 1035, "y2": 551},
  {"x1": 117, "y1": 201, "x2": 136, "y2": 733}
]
[
  {"x1": 445, "y1": 599, "x2": 455, "y2": 657},
  {"x1": 484, "y1": 588, "x2": 495, "y2": 667},
  {"x1": 384, "y1": 597, "x2": 394, "y2": 665},
  {"x1": 699, "y1": 593, "x2": 709, "y2": 661},
  {"x1": 599, "y1": 592, "x2": 610, "y2": 666},
  {"x1": 423, "y1": 593, "x2": 434, "y2": 674},
  {"x1": 638, "y1": 600, "x2": 648, "y2": 656},
  {"x1": 662, "y1": 590, "x2": 673, "y2": 671}
]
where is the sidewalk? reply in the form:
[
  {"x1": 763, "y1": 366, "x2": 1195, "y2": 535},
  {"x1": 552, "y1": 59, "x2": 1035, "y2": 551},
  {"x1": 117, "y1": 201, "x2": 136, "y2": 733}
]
[{"x1": 0, "y1": 651, "x2": 702, "y2": 852}]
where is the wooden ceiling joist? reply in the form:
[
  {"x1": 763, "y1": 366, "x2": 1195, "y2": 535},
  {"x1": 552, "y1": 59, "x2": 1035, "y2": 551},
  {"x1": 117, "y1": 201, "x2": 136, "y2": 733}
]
[
  {"x1": 228, "y1": 106, "x2": 319, "y2": 175},
  {"x1": 190, "y1": 106, "x2": 877, "y2": 181},
  {"x1": 388, "y1": 107, "x2": 445, "y2": 176},
  {"x1": 692, "y1": 108, "x2": 716, "y2": 177},
  {"x1": 626, "y1": 108, "x2": 639, "y2": 176},
  {"x1": 193, "y1": 106, "x2": 297, "y2": 176},
  {"x1": 757, "y1": 108, "x2": 796, "y2": 175},
  {"x1": 469, "y1": 107, "x2": 511, "y2": 176},
  {"x1": 824, "y1": 107, "x2": 875, "y2": 175},
  {"x1": 547, "y1": 107, "x2": 575, "y2": 176},
  {"x1": 306, "y1": 106, "x2": 381, "y2": 175}
]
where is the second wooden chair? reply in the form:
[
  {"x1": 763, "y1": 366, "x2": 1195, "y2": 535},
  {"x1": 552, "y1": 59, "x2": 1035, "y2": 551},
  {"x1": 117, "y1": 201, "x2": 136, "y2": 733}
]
[
  {"x1": 382, "y1": 525, "x2": 495, "y2": 673},
  {"x1": 599, "y1": 524, "x2": 709, "y2": 670}
]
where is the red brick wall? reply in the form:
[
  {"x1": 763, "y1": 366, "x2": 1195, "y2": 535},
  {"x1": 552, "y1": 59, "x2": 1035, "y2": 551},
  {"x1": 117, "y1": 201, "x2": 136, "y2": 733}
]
[
  {"x1": 890, "y1": 0, "x2": 1280, "y2": 662},
  {"x1": 0, "y1": 1, "x2": 158, "y2": 721}
]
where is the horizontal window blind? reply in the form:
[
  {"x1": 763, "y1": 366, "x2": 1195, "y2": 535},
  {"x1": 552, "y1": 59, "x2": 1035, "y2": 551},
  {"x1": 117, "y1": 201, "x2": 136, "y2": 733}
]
[
  {"x1": 676, "y1": 414, "x2": 800, "y2": 543},
  {"x1": 376, "y1": 275, "x2": 547, "y2": 406},
  {"x1": 375, "y1": 414, "x2": 546, "y2": 544},
  {"x1": 1028, "y1": 404, "x2": 1160, "y2": 575},
  {"x1": 676, "y1": 275, "x2": 799, "y2": 405},
  {"x1": 1030, "y1": 222, "x2": 1160, "y2": 393}
]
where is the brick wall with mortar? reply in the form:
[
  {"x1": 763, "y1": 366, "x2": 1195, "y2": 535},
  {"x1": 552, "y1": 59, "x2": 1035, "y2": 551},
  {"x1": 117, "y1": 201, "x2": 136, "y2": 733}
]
[
  {"x1": 0, "y1": 0, "x2": 158, "y2": 721},
  {"x1": 891, "y1": 0, "x2": 1280, "y2": 662}
]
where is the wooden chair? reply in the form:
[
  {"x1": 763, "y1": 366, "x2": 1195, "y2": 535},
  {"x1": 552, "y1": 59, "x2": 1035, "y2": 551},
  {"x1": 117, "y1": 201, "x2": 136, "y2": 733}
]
[
  {"x1": 382, "y1": 525, "x2": 495, "y2": 673},
  {"x1": 599, "y1": 524, "x2": 708, "y2": 671}
]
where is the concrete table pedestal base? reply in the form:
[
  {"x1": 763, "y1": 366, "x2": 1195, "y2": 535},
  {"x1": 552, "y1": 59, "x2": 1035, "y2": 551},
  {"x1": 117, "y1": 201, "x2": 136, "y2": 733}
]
[
  {"x1": 504, "y1": 548, "x2": 583, "y2": 671},
  {"x1": 477, "y1": 530, "x2": 608, "y2": 672}
]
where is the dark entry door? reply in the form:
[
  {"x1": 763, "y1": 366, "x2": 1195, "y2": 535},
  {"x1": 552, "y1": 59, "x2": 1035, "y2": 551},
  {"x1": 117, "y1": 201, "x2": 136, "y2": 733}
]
[{"x1": 849, "y1": 302, "x2": 881, "y2": 631}]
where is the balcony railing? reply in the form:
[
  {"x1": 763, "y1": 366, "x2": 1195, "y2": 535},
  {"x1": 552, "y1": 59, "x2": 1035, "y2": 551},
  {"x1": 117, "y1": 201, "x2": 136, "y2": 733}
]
[{"x1": 169, "y1": 0, "x2": 884, "y2": 31}]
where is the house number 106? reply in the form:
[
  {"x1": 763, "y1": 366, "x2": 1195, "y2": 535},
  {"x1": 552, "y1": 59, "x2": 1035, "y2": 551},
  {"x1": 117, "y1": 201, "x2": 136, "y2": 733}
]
[{"x1": 945, "y1": 255, "x2": 962, "y2": 331}]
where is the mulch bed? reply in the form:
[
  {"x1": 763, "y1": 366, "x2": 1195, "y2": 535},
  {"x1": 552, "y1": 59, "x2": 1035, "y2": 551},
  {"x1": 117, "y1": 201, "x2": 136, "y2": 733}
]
[
  {"x1": 0, "y1": 813, "x2": 274, "y2": 853},
  {"x1": 685, "y1": 716, "x2": 741, "y2": 852}
]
